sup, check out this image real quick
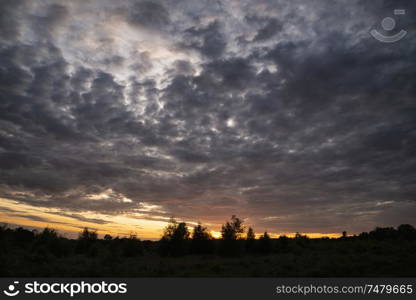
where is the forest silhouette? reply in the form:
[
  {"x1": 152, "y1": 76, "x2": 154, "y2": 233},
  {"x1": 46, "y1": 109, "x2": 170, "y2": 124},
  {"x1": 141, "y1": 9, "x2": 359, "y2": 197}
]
[{"x1": 1, "y1": 216, "x2": 416, "y2": 277}]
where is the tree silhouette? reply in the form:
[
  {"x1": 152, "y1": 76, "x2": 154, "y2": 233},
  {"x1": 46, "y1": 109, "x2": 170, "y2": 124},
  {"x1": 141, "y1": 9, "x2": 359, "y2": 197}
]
[
  {"x1": 258, "y1": 231, "x2": 273, "y2": 254},
  {"x1": 397, "y1": 224, "x2": 416, "y2": 240},
  {"x1": 159, "y1": 218, "x2": 190, "y2": 256},
  {"x1": 294, "y1": 232, "x2": 309, "y2": 248},
  {"x1": 276, "y1": 235, "x2": 289, "y2": 252},
  {"x1": 121, "y1": 233, "x2": 144, "y2": 257},
  {"x1": 247, "y1": 227, "x2": 255, "y2": 239},
  {"x1": 220, "y1": 215, "x2": 245, "y2": 256},
  {"x1": 14, "y1": 227, "x2": 35, "y2": 246},
  {"x1": 369, "y1": 227, "x2": 397, "y2": 240},
  {"x1": 221, "y1": 215, "x2": 245, "y2": 240},
  {"x1": 79, "y1": 227, "x2": 98, "y2": 240},
  {"x1": 246, "y1": 227, "x2": 256, "y2": 253},
  {"x1": 33, "y1": 228, "x2": 68, "y2": 257},
  {"x1": 1, "y1": 223, "x2": 416, "y2": 276},
  {"x1": 191, "y1": 222, "x2": 214, "y2": 254},
  {"x1": 76, "y1": 227, "x2": 98, "y2": 255}
]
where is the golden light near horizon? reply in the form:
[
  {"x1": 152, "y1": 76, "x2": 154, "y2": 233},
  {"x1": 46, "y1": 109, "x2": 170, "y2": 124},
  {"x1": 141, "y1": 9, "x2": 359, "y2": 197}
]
[
  {"x1": 0, "y1": 197, "x2": 166, "y2": 239},
  {"x1": 210, "y1": 231, "x2": 222, "y2": 239},
  {"x1": 1, "y1": 197, "x2": 343, "y2": 240}
]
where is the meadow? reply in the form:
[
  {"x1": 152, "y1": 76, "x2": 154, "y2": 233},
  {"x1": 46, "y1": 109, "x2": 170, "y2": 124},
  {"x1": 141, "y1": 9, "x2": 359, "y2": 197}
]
[{"x1": 1, "y1": 218, "x2": 415, "y2": 277}]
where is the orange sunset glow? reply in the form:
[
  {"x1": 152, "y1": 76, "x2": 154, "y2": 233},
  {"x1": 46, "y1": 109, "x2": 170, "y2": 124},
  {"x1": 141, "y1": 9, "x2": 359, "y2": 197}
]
[{"x1": 0, "y1": 197, "x2": 342, "y2": 239}]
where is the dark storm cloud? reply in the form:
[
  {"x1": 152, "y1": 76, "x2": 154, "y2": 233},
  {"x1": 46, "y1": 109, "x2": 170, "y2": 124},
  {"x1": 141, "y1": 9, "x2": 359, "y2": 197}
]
[
  {"x1": 244, "y1": 15, "x2": 283, "y2": 42},
  {"x1": 181, "y1": 20, "x2": 227, "y2": 58},
  {"x1": 54, "y1": 212, "x2": 110, "y2": 225},
  {"x1": 0, "y1": 0, "x2": 415, "y2": 234},
  {"x1": 30, "y1": 3, "x2": 69, "y2": 40},
  {"x1": 127, "y1": 1, "x2": 170, "y2": 31},
  {"x1": 0, "y1": 0, "x2": 27, "y2": 41},
  {"x1": 8, "y1": 214, "x2": 51, "y2": 223},
  {"x1": 254, "y1": 18, "x2": 282, "y2": 41}
]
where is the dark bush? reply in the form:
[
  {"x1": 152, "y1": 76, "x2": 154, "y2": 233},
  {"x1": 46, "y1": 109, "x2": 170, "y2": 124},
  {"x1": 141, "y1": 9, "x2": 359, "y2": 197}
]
[
  {"x1": 257, "y1": 232, "x2": 273, "y2": 254},
  {"x1": 190, "y1": 223, "x2": 214, "y2": 255},
  {"x1": 76, "y1": 227, "x2": 98, "y2": 255},
  {"x1": 33, "y1": 228, "x2": 69, "y2": 257},
  {"x1": 369, "y1": 227, "x2": 397, "y2": 240},
  {"x1": 1, "y1": 222, "x2": 416, "y2": 277},
  {"x1": 397, "y1": 224, "x2": 416, "y2": 240},
  {"x1": 220, "y1": 215, "x2": 245, "y2": 256},
  {"x1": 159, "y1": 218, "x2": 190, "y2": 256},
  {"x1": 14, "y1": 227, "x2": 35, "y2": 246},
  {"x1": 276, "y1": 235, "x2": 289, "y2": 253},
  {"x1": 246, "y1": 227, "x2": 256, "y2": 253},
  {"x1": 121, "y1": 234, "x2": 144, "y2": 257}
]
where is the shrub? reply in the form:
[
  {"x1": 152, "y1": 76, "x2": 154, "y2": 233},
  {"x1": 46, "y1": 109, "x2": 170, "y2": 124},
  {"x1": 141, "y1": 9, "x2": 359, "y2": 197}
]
[
  {"x1": 190, "y1": 223, "x2": 214, "y2": 255},
  {"x1": 246, "y1": 227, "x2": 256, "y2": 254},
  {"x1": 258, "y1": 232, "x2": 273, "y2": 254},
  {"x1": 159, "y1": 218, "x2": 190, "y2": 256},
  {"x1": 121, "y1": 234, "x2": 144, "y2": 257},
  {"x1": 220, "y1": 215, "x2": 245, "y2": 256},
  {"x1": 76, "y1": 228, "x2": 98, "y2": 255}
]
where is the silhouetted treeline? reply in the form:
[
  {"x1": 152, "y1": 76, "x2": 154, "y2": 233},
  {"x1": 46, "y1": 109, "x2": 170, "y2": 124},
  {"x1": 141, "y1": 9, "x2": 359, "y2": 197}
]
[
  {"x1": 156, "y1": 216, "x2": 416, "y2": 257},
  {"x1": 358, "y1": 224, "x2": 416, "y2": 240},
  {"x1": 1, "y1": 219, "x2": 416, "y2": 276}
]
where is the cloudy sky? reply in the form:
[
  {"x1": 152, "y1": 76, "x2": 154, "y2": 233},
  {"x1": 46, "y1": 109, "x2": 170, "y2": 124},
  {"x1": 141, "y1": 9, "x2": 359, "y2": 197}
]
[{"x1": 0, "y1": 0, "x2": 415, "y2": 238}]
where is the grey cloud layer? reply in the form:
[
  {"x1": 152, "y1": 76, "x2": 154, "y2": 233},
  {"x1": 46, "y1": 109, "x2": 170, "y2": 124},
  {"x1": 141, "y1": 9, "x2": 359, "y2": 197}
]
[{"x1": 0, "y1": 0, "x2": 415, "y2": 233}]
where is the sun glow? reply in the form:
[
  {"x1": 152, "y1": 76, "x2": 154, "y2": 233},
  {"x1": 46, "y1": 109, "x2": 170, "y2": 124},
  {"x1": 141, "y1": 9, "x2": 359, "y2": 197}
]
[
  {"x1": 210, "y1": 231, "x2": 222, "y2": 239},
  {"x1": 0, "y1": 197, "x2": 166, "y2": 239},
  {"x1": 0, "y1": 196, "x2": 345, "y2": 240}
]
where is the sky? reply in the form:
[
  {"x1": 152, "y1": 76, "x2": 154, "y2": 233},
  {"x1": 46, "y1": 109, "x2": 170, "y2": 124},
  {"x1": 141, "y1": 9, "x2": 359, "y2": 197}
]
[{"x1": 0, "y1": 0, "x2": 415, "y2": 239}]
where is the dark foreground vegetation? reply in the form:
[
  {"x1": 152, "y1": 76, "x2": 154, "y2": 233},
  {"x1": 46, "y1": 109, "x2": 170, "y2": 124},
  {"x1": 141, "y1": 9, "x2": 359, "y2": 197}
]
[{"x1": 1, "y1": 216, "x2": 416, "y2": 277}]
